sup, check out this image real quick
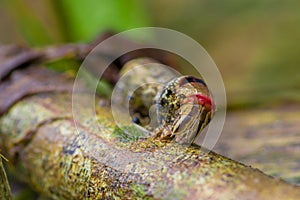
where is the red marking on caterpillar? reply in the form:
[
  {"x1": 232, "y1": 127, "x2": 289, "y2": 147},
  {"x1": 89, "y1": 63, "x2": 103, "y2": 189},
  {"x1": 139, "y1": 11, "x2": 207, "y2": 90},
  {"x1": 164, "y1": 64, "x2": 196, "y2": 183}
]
[{"x1": 185, "y1": 93, "x2": 215, "y2": 112}]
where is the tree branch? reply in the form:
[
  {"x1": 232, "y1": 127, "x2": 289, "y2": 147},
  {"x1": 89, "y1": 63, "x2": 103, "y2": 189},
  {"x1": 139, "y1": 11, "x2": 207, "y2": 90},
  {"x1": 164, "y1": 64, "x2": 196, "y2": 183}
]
[{"x1": 0, "y1": 66, "x2": 299, "y2": 199}]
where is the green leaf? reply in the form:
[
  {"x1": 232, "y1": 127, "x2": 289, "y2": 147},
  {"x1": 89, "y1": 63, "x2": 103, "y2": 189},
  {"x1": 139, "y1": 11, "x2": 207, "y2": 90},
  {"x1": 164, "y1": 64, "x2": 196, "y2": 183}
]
[{"x1": 56, "y1": 0, "x2": 149, "y2": 42}]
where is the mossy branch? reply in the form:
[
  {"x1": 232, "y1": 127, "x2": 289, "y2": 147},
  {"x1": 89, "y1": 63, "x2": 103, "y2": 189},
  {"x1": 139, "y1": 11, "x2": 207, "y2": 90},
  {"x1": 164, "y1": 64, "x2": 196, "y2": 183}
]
[{"x1": 0, "y1": 67, "x2": 299, "y2": 199}]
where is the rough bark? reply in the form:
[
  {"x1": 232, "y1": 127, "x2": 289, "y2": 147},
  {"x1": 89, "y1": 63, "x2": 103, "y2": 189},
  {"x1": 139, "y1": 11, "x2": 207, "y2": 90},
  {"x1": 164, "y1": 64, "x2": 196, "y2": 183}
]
[
  {"x1": 0, "y1": 156, "x2": 12, "y2": 200},
  {"x1": 0, "y1": 66, "x2": 299, "y2": 199}
]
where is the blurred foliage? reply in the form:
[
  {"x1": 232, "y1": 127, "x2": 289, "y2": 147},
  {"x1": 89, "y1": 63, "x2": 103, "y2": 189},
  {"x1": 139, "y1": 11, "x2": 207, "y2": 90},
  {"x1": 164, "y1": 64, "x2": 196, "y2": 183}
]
[
  {"x1": 0, "y1": 0, "x2": 148, "y2": 45},
  {"x1": 145, "y1": 0, "x2": 300, "y2": 108},
  {"x1": 0, "y1": 0, "x2": 148, "y2": 97},
  {"x1": 0, "y1": 0, "x2": 299, "y2": 107},
  {"x1": 57, "y1": 0, "x2": 148, "y2": 42}
]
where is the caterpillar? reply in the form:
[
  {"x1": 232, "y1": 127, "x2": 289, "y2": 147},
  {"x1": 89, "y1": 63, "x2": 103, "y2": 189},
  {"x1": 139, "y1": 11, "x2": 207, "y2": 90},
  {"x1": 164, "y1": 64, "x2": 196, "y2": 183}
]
[{"x1": 112, "y1": 57, "x2": 215, "y2": 145}]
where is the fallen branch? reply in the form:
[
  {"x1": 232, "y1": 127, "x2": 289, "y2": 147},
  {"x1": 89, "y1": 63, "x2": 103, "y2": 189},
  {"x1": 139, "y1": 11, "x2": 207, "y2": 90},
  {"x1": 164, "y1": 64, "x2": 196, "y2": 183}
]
[
  {"x1": 0, "y1": 155, "x2": 12, "y2": 200},
  {"x1": 0, "y1": 66, "x2": 299, "y2": 199}
]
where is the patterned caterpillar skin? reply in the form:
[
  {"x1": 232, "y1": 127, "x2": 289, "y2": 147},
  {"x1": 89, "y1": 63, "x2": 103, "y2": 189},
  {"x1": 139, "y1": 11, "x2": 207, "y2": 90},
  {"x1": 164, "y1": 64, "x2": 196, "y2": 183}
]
[
  {"x1": 117, "y1": 58, "x2": 215, "y2": 144},
  {"x1": 155, "y1": 76, "x2": 214, "y2": 144}
]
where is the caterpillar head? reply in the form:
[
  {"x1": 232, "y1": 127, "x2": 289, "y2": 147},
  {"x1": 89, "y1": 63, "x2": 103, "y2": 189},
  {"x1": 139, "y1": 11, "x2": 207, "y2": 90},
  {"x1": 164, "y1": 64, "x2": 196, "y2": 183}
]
[{"x1": 157, "y1": 76, "x2": 215, "y2": 144}]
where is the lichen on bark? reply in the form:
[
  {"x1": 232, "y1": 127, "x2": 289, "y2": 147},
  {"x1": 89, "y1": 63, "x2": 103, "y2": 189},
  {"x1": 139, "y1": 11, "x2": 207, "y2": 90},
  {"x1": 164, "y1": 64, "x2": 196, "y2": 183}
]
[
  {"x1": 0, "y1": 155, "x2": 12, "y2": 200},
  {"x1": 0, "y1": 90, "x2": 300, "y2": 199}
]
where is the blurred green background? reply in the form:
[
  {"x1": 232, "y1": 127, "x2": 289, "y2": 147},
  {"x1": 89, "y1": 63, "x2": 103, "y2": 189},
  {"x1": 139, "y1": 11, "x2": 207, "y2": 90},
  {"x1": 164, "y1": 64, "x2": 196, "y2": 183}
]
[{"x1": 0, "y1": 0, "x2": 300, "y2": 109}]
